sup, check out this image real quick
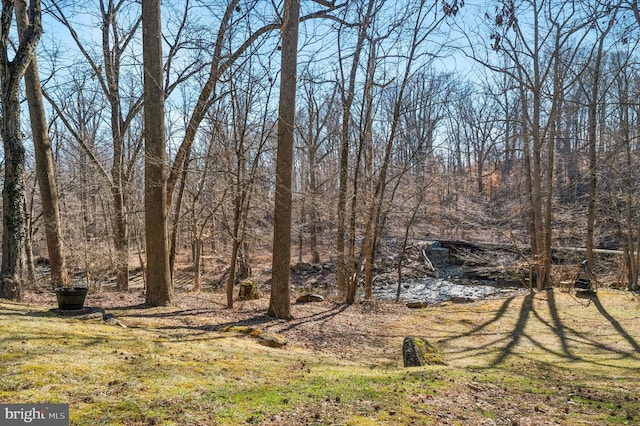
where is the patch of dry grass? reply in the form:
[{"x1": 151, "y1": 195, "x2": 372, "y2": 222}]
[{"x1": 1, "y1": 289, "x2": 640, "y2": 425}]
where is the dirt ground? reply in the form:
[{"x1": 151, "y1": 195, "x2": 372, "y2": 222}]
[{"x1": 24, "y1": 285, "x2": 421, "y2": 364}]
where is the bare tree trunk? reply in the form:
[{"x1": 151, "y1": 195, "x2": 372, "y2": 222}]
[
  {"x1": 0, "y1": 0, "x2": 42, "y2": 300},
  {"x1": 132, "y1": 213, "x2": 146, "y2": 290},
  {"x1": 396, "y1": 193, "x2": 423, "y2": 303},
  {"x1": 309, "y1": 174, "x2": 320, "y2": 264},
  {"x1": 108, "y1": 199, "x2": 127, "y2": 289},
  {"x1": 1, "y1": 96, "x2": 26, "y2": 300},
  {"x1": 336, "y1": 0, "x2": 375, "y2": 299},
  {"x1": 344, "y1": 106, "x2": 368, "y2": 303},
  {"x1": 238, "y1": 241, "x2": 251, "y2": 279},
  {"x1": 585, "y1": 92, "x2": 598, "y2": 269},
  {"x1": 23, "y1": 197, "x2": 35, "y2": 285},
  {"x1": 542, "y1": 29, "x2": 565, "y2": 290},
  {"x1": 268, "y1": 0, "x2": 299, "y2": 320},
  {"x1": 226, "y1": 195, "x2": 253, "y2": 305},
  {"x1": 586, "y1": 6, "x2": 618, "y2": 272},
  {"x1": 336, "y1": 115, "x2": 350, "y2": 298},
  {"x1": 226, "y1": 198, "x2": 241, "y2": 308},
  {"x1": 360, "y1": 37, "x2": 378, "y2": 302},
  {"x1": 298, "y1": 204, "x2": 305, "y2": 263},
  {"x1": 142, "y1": 0, "x2": 173, "y2": 306},
  {"x1": 623, "y1": 100, "x2": 638, "y2": 290},
  {"x1": 193, "y1": 237, "x2": 202, "y2": 292},
  {"x1": 361, "y1": 1, "x2": 430, "y2": 299},
  {"x1": 103, "y1": 0, "x2": 142, "y2": 293},
  {"x1": 585, "y1": 4, "x2": 620, "y2": 275},
  {"x1": 16, "y1": 0, "x2": 70, "y2": 290},
  {"x1": 530, "y1": 49, "x2": 546, "y2": 291},
  {"x1": 169, "y1": 154, "x2": 190, "y2": 277}
]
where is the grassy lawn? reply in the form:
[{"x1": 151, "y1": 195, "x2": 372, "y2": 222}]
[{"x1": 1, "y1": 289, "x2": 639, "y2": 425}]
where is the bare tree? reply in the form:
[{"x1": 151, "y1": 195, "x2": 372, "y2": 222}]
[
  {"x1": 184, "y1": 132, "x2": 217, "y2": 293},
  {"x1": 584, "y1": 1, "x2": 622, "y2": 273},
  {"x1": 0, "y1": 0, "x2": 43, "y2": 300},
  {"x1": 268, "y1": 0, "x2": 300, "y2": 320},
  {"x1": 335, "y1": 0, "x2": 377, "y2": 299},
  {"x1": 48, "y1": 0, "x2": 143, "y2": 291},
  {"x1": 223, "y1": 65, "x2": 274, "y2": 308},
  {"x1": 455, "y1": 83, "x2": 503, "y2": 194},
  {"x1": 165, "y1": 0, "x2": 342, "y2": 275},
  {"x1": 398, "y1": 70, "x2": 452, "y2": 171},
  {"x1": 142, "y1": 0, "x2": 173, "y2": 306},
  {"x1": 265, "y1": 0, "x2": 342, "y2": 317},
  {"x1": 16, "y1": 0, "x2": 70, "y2": 290},
  {"x1": 296, "y1": 71, "x2": 338, "y2": 264},
  {"x1": 47, "y1": 0, "x2": 205, "y2": 292},
  {"x1": 484, "y1": 0, "x2": 612, "y2": 289},
  {"x1": 358, "y1": 0, "x2": 461, "y2": 301}
]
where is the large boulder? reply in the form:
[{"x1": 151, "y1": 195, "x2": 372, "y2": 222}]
[
  {"x1": 402, "y1": 336, "x2": 446, "y2": 367},
  {"x1": 256, "y1": 332, "x2": 287, "y2": 348}
]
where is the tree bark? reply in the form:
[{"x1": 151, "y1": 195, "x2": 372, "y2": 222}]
[
  {"x1": 268, "y1": 0, "x2": 300, "y2": 320},
  {"x1": 193, "y1": 237, "x2": 202, "y2": 292},
  {"x1": 111, "y1": 189, "x2": 129, "y2": 291},
  {"x1": 142, "y1": 0, "x2": 173, "y2": 306},
  {"x1": 226, "y1": 197, "x2": 241, "y2": 308},
  {"x1": 16, "y1": 0, "x2": 70, "y2": 290},
  {"x1": 23, "y1": 195, "x2": 35, "y2": 284},
  {"x1": 0, "y1": 0, "x2": 42, "y2": 300}
]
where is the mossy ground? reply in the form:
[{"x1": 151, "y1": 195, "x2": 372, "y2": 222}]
[{"x1": 1, "y1": 289, "x2": 639, "y2": 425}]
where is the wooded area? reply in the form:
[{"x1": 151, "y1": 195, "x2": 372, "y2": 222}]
[{"x1": 0, "y1": 0, "x2": 639, "y2": 317}]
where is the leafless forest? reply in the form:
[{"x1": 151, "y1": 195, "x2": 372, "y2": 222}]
[{"x1": 1, "y1": 0, "x2": 639, "y2": 314}]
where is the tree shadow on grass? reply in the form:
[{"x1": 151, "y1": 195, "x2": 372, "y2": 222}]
[
  {"x1": 213, "y1": 303, "x2": 349, "y2": 333},
  {"x1": 490, "y1": 293, "x2": 534, "y2": 367},
  {"x1": 591, "y1": 295, "x2": 640, "y2": 353},
  {"x1": 108, "y1": 305, "x2": 222, "y2": 319},
  {"x1": 542, "y1": 289, "x2": 578, "y2": 360},
  {"x1": 436, "y1": 296, "x2": 519, "y2": 362},
  {"x1": 485, "y1": 290, "x2": 640, "y2": 369},
  {"x1": 443, "y1": 296, "x2": 517, "y2": 342},
  {"x1": 435, "y1": 289, "x2": 640, "y2": 370}
]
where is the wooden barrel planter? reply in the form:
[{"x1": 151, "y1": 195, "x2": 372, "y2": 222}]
[{"x1": 54, "y1": 287, "x2": 88, "y2": 310}]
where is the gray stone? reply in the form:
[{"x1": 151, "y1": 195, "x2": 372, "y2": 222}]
[
  {"x1": 402, "y1": 336, "x2": 446, "y2": 367},
  {"x1": 103, "y1": 313, "x2": 127, "y2": 328}
]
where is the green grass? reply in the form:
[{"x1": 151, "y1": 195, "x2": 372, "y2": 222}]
[{"x1": 1, "y1": 290, "x2": 640, "y2": 425}]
